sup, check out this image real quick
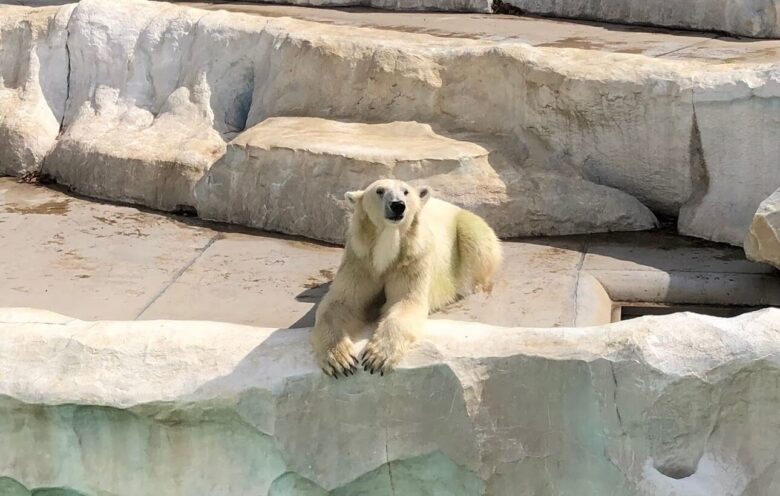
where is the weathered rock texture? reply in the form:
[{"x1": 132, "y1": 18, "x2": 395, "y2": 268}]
[
  {"x1": 0, "y1": 0, "x2": 779, "y2": 246},
  {"x1": 1, "y1": 307, "x2": 780, "y2": 495},
  {"x1": 746, "y1": 189, "x2": 780, "y2": 269},
  {"x1": 0, "y1": 4, "x2": 71, "y2": 175},
  {"x1": 196, "y1": 117, "x2": 656, "y2": 242},
  {"x1": 504, "y1": 0, "x2": 780, "y2": 38}
]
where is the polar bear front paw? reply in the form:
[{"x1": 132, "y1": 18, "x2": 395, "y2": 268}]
[
  {"x1": 361, "y1": 335, "x2": 408, "y2": 376},
  {"x1": 315, "y1": 338, "x2": 359, "y2": 378}
]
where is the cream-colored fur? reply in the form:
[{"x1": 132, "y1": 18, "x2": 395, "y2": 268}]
[{"x1": 310, "y1": 179, "x2": 502, "y2": 377}]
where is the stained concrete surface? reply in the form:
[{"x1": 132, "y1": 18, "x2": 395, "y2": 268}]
[
  {"x1": 1, "y1": 178, "x2": 777, "y2": 328},
  {"x1": 6, "y1": 0, "x2": 780, "y2": 63},
  {"x1": 169, "y1": 2, "x2": 780, "y2": 63}
]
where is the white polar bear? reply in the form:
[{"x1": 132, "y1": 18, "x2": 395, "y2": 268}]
[{"x1": 310, "y1": 179, "x2": 502, "y2": 377}]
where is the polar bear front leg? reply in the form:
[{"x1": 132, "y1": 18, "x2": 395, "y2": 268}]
[
  {"x1": 362, "y1": 271, "x2": 430, "y2": 375},
  {"x1": 311, "y1": 262, "x2": 381, "y2": 378}
]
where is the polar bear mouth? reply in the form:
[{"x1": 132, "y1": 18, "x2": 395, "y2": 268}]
[{"x1": 385, "y1": 214, "x2": 404, "y2": 222}]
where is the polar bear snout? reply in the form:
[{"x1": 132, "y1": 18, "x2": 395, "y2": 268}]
[{"x1": 387, "y1": 200, "x2": 406, "y2": 221}]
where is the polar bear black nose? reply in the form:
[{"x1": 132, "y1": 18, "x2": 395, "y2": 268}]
[{"x1": 390, "y1": 201, "x2": 406, "y2": 215}]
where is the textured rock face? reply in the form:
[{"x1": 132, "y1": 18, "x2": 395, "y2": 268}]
[
  {"x1": 42, "y1": 2, "x2": 238, "y2": 211},
  {"x1": 196, "y1": 117, "x2": 656, "y2": 242},
  {"x1": 1, "y1": 307, "x2": 780, "y2": 495},
  {"x1": 504, "y1": 0, "x2": 780, "y2": 38},
  {"x1": 679, "y1": 86, "x2": 780, "y2": 246},
  {"x1": 1, "y1": 0, "x2": 779, "y2": 245},
  {"x1": 0, "y1": 5, "x2": 71, "y2": 175},
  {"x1": 746, "y1": 189, "x2": 780, "y2": 269}
]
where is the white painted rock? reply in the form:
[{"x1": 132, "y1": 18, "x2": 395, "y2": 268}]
[
  {"x1": 0, "y1": 5, "x2": 71, "y2": 176},
  {"x1": 2, "y1": 0, "x2": 780, "y2": 246},
  {"x1": 679, "y1": 76, "x2": 780, "y2": 246},
  {"x1": 196, "y1": 117, "x2": 656, "y2": 242},
  {"x1": 40, "y1": 1, "x2": 232, "y2": 211},
  {"x1": 502, "y1": 0, "x2": 780, "y2": 38},
  {"x1": 746, "y1": 189, "x2": 780, "y2": 269},
  {"x1": 1, "y1": 307, "x2": 780, "y2": 494}
]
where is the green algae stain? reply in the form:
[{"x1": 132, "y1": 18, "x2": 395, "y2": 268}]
[
  {"x1": 270, "y1": 452, "x2": 483, "y2": 496},
  {"x1": 0, "y1": 477, "x2": 31, "y2": 496},
  {"x1": 0, "y1": 478, "x2": 87, "y2": 496}
]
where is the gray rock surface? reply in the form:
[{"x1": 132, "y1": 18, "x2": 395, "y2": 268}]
[
  {"x1": 504, "y1": 0, "x2": 780, "y2": 38},
  {"x1": 1, "y1": 307, "x2": 780, "y2": 495},
  {"x1": 746, "y1": 188, "x2": 780, "y2": 269}
]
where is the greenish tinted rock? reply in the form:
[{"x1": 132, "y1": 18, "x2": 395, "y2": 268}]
[
  {"x1": 269, "y1": 473, "x2": 329, "y2": 496},
  {"x1": 332, "y1": 453, "x2": 483, "y2": 496},
  {"x1": 31, "y1": 489, "x2": 87, "y2": 496},
  {"x1": 0, "y1": 477, "x2": 32, "y2": 496}
]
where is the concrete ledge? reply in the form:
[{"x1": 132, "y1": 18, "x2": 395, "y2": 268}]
[
  {"x1": 504, "y1": 0, "x2": 780, "y2": 38},
  {"x1": 2, "y1": 307, "x2": 780, "y2": 494}
]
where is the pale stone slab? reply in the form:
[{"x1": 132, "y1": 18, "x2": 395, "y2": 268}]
[
  {"x1": 2, "y1": 0, "x2": 780, "y2": 246},
  {"x1": 745, "y1": 189, "x2": 780, "y2": 270},
  {"x1": 583, "y1": 231, "x2": 780, "y2": 306},
  {"x1": 679, "y1": 81, "x2": 780, "y2": 246},
  {"x1": 0, "y1": 179, "x2": 594, "y2": 329},
  {"x1": 197, "y1": 117, "x2": 656, "y2": 242},
  {"x1": 3, "y1": 180, "x2": 777, "y2": 328},
  {"x1": 138, "y1": 232, "x2": 344, "y2": 328},
  {"x1": 1, "y1": 307, "x2": 780, "y2": 494},
  {"x1": 0, "y1": 5, "x2": 71, "y2": 175},
  {"x1": 0, "y1": 178, "x2": 216, "y2": 320},
  {"x1": 504, "y1": 0, "x2": 780, "y2": 38}
]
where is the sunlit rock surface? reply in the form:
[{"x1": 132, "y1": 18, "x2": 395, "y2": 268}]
[
  {"x1": 196, "y1": 117, "x2": 656, "y2": 242},
  {"x1": 0, "y1": 5, "x2": 71, "y2": 175},
  {"x1": 503, "y1": 0, "x2": 780, "y2": 38},
  {"x1": 1, "y1": 307, "x2": 780, "y2": 495},
  {"x1": 746, "y1": 189, "x2": 780, "y2": 270},
  {"x1": 1, "y1": 0, "x2": 778, "y2": 244}
]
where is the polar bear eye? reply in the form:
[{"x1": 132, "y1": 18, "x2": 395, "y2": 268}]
[
  {"x1": 403, "y1": 190, "x2": 409, "y2": 195},
  {"x1": 376, "y1": 188, "x2": 385, "y2": 196}
]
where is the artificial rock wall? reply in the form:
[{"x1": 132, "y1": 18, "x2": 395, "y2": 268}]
[{"x1": 1, "y1": 0, "x2": 779, "y2": 246}]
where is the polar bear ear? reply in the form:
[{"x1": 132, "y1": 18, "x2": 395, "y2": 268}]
[
  {"x1": 417, "y1": 186, "x2": 431, "y2": 206},
  {"x1": 345, "y1": 190, "x2": 363, "y2": 207}
]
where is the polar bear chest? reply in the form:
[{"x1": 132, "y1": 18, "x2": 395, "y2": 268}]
[{"x1": 371, "y1": 228, "x2": 401, "y2": 275}]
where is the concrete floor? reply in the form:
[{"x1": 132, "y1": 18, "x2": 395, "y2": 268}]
[
  {"x1": 5, "y1": 0, "x2": 780, "y2": 63},
  {"x1": 2, "y1": 178, "x2": 777, "y2": 329},
  {"x1": 171, "y1": 2, "x2": 780, "y2": 63}
]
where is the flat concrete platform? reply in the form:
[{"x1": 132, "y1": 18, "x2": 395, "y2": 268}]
[
  {"x1": 2, "y1": 178, "x2": 778, "y2": 329},
  {"x1": 4, "y1": 0, "x2": 780, "y2": 63},
  {"x1": 170, "y1": 2, "x2": 780, "y2": 63}
]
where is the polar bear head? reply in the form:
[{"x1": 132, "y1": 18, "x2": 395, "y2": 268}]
[{"x1": 345, "y1": 179, "x2": 430, "y2": 228}]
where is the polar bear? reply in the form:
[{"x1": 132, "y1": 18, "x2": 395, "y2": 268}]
[{"x1": 310, "y1": 179, "x2": 502, "y2": 377}]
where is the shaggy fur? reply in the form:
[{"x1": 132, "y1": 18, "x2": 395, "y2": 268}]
[{"x1": 310, "y1": 179, "x2": 502, "y2": 376}]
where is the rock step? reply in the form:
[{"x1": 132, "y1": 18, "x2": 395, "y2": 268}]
[
  {"x1": 195, "y1": 117, "x2": 656, "y2": 242},
  {"x1": 183, "y1": 0, "x2": 780, "y2": 38},
  {"x1": 501, "y1": 0, "x2": 780, "y2": 38},
  {"x1": 1, "y1": 307, "x2": 780, "y2": 494},
  {"x1": 2, "y1": 0, "x2": 779, "y2": 247}
]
